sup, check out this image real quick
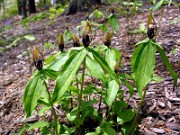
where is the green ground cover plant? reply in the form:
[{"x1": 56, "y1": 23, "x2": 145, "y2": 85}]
[
  {"x1": 21, "y1": 11, "x2": 177, "y2": 134},
  {"x1": 21, "y1": 1, "x2": 177, "y2": 134}
]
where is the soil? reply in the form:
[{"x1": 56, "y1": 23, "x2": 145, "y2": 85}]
[{"x1": 0, "y1": 3, "x2": 180, "y2": 135}]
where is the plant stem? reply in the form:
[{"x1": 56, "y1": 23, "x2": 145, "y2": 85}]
[
  {"x1": 44, "y1": 81, "x2": 59, "y2": 135},
  {"x1": 70, "y1": 90, "x2": 73, "y2": 111},
  {"x1": 130, "y1": 86, "x2": 148, "y2": 135},
  {"x1": 98, "y1": 85, "x2": 104, "y2": 112},
  {"x1": 75, "y1": 58, "x2": 86, "y2": 134},
  {"x1": 98, "y1": 93, "x2": 103, "y2": 112}
]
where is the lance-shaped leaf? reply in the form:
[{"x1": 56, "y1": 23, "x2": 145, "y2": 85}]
[
  {"x1": 131, "y1": 40, "x2": 156, "y2": 98},
  {"x1": 23, "y1": 73, "x2": 46, "y2": 117},
  {"x1": 89, "y1": 9, "x2": 104, "y2": 19},
  {"x1": 42, "y1": 69, "x2": 59, "y2": 80},
  {"x1": 155, "y1": 42, "x2": 178, "y2": 85},
  {"x1": 119, "y1": 74, "x2": 134, "y2": 97},
  {"x1": 86, "y1": 55, "x2": 107, "y2": 85},
  {"x1": 45, "y1": 53, "x2": 59, "y2": 65},
  {"x1": 131, "y1": 42, "x2": 147, "y2": 72},
  {"x1": 51, "y1": 49, "x2": 87, "y2": 103},
  {"x1": 89, "y1": 48, "x2": 120, "y2": 84},
  {"x1": 24, "y1": 34, "x2": 35, "y2": 41},
  {"x1": 45, "y1": 51, "x2": 69, "y2": 71},
  {"x1": 108, "y1": 14, "x2": 119, "y2": 33},
  {"x1": 105, "y1": 48, "x2": 116, "y2": 71},
  {"x1": 28, "y1": 121, "x2": 49, "y2": 131},
  {"x1": 105, "y1": 80, "x2": 119, "y2": 107},
  {"x1": 152, "y1": 0, "x2": 164, "y2": 11}
]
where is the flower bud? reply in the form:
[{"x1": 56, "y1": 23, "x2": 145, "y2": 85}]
[
  {"x1": 34, "y1": 59, "x2": 43, "y2": 70},
  {"x1": 82, "y1": 35, "x2": 90, "y2": 47},
  {"x1": 104, "y1": 31, "x2": 113, "y2": 47},
  {"x1": 147, "y1": 11, "x2": 156, "y2": 39},
  {"x1": 147, "y1": 24, "x2": 155, "y2": 39},
  {"x1": 82, "y1": 21, "x2": 91, "y2": 47},
  {"x1": 32, "y1": 46, "x2": 43, "y2": 70},
  {"x1": 58, "y1": 34, "x2": 64, "y2": 52},
  {"x1": 72, "y1": 34, "x2": 80, "y2": 47}
]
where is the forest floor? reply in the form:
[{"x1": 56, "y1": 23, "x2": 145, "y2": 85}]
[{"x1": 0, "y1": 3, "x2": 180, "y2": 135}]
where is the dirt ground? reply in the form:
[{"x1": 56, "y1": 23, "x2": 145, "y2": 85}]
[{"x1": 0, "y1": 4, "x2": 179, "y2": 135}]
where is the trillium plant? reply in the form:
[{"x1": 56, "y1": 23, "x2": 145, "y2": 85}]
[{"x1": 21, "y1": 12, "x2": 177, "y2": 135}]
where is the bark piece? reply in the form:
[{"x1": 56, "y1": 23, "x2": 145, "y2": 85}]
[{"x1": 150, "y1": 128, "x2": 165, "y2": 134}]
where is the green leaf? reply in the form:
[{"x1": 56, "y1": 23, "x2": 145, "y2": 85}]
[
  {"x1": 45, "y1": 53, "x2": 59, "y2": 64},
  {"x1": 29, "y1": 121, "x2": 49, "y2": 131},
  {"x1": 23, "y1": 74, "x2": 36, "y2": 105},
  {"x1": 64, "y1": 30, "x2": 71, "y2": 43},
  {"x1": 89, "y1": 9, "x2": 104, "y2": 19},
  {"x1": 94, "y1": 45, "x2": 108, "y2": 53},
  {"x1": 43, "y1": 42, "x2": 56, "y2": 50},
  {"x1": 79, "y1": 107, "x2": 94, "y2": 125},
  {"x1": 117, "y1": 109, "x2": 136, "y2": 124},
  {"x1": 105, "y1": 80, "x2": 119, "y2": 107},
  {"x1": 108, "y1": 0, "x2": 118, "y2": 4},
  {"x1": 8, "y1": 37, "x2": 21, "y2": 47},
  {"x1": 62, "y1": 125, "x2": 75, "y2": 135},
  {"x1": 67, "y1": 107, "x2": 78, "y2": 123},
  {"x1": 105, "y1": 48, "x2": 116, "y2": 71},
  {"x1": 101, "y1": 121, "x2": 117, "y2": 135},
  {"x1": 152, "y1": 0, "x2": 164, "y2": 11},
  {"x1": 39, "y1": 106, "x2": 51, "y2": 116},
  {"x1": 85, "y1": 133, "x2": 98, "y2": 135},
  {"x1": 104, "y1": 128, "x2": 116, "y2": 135},
  {"x1": 83, "y1": 84, "x2": 97, "y2": 95},
  {"x1": 42, "y1": 69, "x2": 59, "y2": 79},
  {"x1": 156, "y1": 43, "x2": 178, "y2": 85},
  {"x1": 108, "y1": 14, "x2": 119, "y2": 32},
  {"x1": 135, "y1": 38, "x2": 149, "y2": 46},
  {"x1": 113, "y1": 48, "x2": 121, "y2": 61},
  {"x1": 0, "y1": 47, "x2": 8, "y2": 53},
  {"x1": 119, "y1": 76, "x2": 134, "y2": 97},
  {"x1": 19, "y1": 125, "x2": 29, "y2": 135},
  {"x1": 131, "y1": 40, "x2": 156, "y2": 98},
  {"x1": 86, "y1": 56, "x2": 107, "y2": 85},
  {"x1": 121, "y1": 120, "x2": 137, "y2": 135},
  {"x1": 131, "y1": 43, "x2": 146, "y2": 72},
  {"x1": 23, "y1": 73, "x2": 46, "y2": 117},
  {"x1": 24, "y1": 34, "x2": 35, "y2": 41},
  {"x1": 51, "y1": 49, "x2": 87, "y2": 103},
  {"x1": 114, "y1": 101, "x2": 128, "y2": 114},
  {"x1": 100, "y1": 24, "x2": 108, "y2": 33},
  {"x1": 90, "y1": 48, "x2": 120, "y2": 84},
  {"x1": 45, "y1": 51, "x2": 69, "y2": 71},
  {"x1": 152, "y1": 74, "x2": 163, "y2": 83}
]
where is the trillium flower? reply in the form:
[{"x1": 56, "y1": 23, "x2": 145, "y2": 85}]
[
  {"x1": 104, "y1": 31, "x2": 113, "y2": 47},
  {"x1": 32, "y1": 46, "x2": 44, "y2": 70},
  {"x1": 72, "y1": 34, "x2": 80, "y2": 47},
  {"x1": 58, "y1": 34, "x2": 64, "y2": 52},
  {"x1": 82, "y1": 21, "x2": 91, "y2": 47},
  {"x1": 147, "y1": 11, "x2": 156, "y2": 39}
]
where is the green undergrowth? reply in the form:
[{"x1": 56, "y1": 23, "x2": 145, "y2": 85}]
[{"x1": 20, "y1": 7, "x2": 177, "y2": 134}]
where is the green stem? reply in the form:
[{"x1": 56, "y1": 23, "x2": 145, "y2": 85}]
[
  {"x1": 75, "y1": 58, "x2": 86, "y2": 134},
  {"x1": 44, "y1": 81, "x2": 59, "y2": 135},
  {"x1": 130, "y1": 86, "x2": 148, "y2": 135}
]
